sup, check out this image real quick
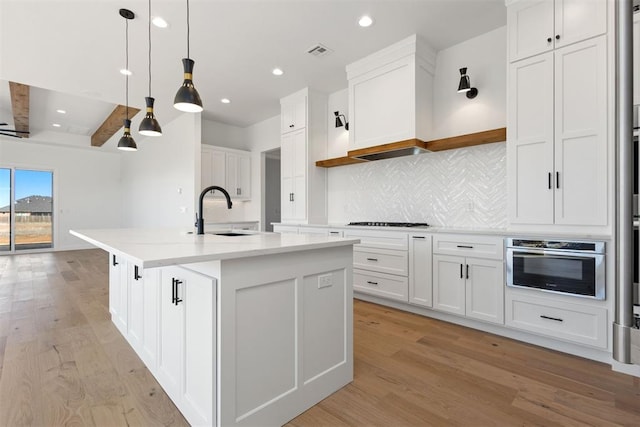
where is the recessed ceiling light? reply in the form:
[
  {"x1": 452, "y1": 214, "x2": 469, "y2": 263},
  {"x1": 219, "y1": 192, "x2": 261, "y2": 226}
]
[
  {"x1": 52, "y1": 123, "x2": 61, "y2": 128},
  {"x1": 358, "y1": 15, "x2": 373, "y2": 27},
  {"x1": 152, "y1": 16, "x2": 168, "y2": 28},
  {"x1": 56, "y1": 109, "x2": 66, "y2": 114},
  {"x1": 120, "y1": 69, "x2": 132, "y2": 76},
  {"x1": 221, "y1": 98, "x2": 231, "y2": 104},
  {"x1": 272, "y1": 68, "x2": 284, "y2": 76}
]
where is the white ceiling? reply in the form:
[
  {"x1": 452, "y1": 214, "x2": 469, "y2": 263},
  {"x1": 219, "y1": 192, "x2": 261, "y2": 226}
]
[{"x1": 0, "y1": 0, "x2": 506, "y2": 143}]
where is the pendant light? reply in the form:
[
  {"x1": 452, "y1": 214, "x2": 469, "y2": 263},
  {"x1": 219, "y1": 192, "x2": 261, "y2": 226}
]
[
  {"x1": 118, "y1": 8, "x2": 137, "y2": 151},
  {"x1": 139, "y1": 0, "x2": 162, "y2": 136},
  {"x1": 174, "y1": 0, "x2": 203, "y2": 112}
]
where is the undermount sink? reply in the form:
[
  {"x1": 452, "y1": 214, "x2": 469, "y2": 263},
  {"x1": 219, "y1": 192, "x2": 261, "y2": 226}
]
[{"x1": 211, "y1": 232, "x2": 251, "y2": 237}]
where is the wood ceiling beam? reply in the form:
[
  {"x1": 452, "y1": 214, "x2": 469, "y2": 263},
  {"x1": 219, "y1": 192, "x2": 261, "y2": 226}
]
[
  {"x1": 8, "y1": 82, "x2": 29, "y2": 138},
  {"x1": 91, "y1": 105, "x2": 140, "y2": 147}
]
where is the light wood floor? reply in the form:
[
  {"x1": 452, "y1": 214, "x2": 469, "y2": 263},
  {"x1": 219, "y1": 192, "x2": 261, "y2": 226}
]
[{"x1": 0, "y1": 249, "x2": 638, "y2": 426}]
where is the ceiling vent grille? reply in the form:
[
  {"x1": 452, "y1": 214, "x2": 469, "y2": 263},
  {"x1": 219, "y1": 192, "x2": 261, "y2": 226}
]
[{"x1": 307, "y1": 43, "x2": 333, "y2": 58}]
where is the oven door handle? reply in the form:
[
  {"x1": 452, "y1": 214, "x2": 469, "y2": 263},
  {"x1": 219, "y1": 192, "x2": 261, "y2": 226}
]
[{"x1": 508, "y1": 249, "x2": 602, "y2": 260}]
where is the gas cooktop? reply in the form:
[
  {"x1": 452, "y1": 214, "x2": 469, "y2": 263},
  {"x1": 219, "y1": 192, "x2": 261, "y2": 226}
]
[{"x1": 347, "y1": 222, "x2": 430, "y2": 227}]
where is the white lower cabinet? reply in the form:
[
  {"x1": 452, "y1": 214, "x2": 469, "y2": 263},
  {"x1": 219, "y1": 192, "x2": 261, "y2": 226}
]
[
  {"x1": 408, "y1": 234, "x2": 432, "y2": 307},
  {"x1": 505, "y1": 289, "x2": 607, "y2": 349},
  {"x1": 353, "y1": 269, "x2": 408, "y2": 302},
  {"x1": 432, "y1": 235, "x2": 504, "y2": 325},
  {"x1": 157, "y1": 265, "x2": 216, "y2": 426},
  {"x1": 109, "y1": 253, "x2": 128, "y2": 336}
]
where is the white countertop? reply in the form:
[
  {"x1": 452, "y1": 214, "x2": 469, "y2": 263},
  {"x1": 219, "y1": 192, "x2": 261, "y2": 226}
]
[
  {"x1": 70, "y1": 228, "x2": 359, "y2": 269},
  {"x1": 273, "y1": 223, "x2": 613, "y2": 240}
]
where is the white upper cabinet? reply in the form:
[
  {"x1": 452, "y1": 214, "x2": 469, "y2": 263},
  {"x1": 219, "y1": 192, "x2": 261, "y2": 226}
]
[
  {"x1": 281, "y1": 96, "x2": 306, "y2": 134},
  {"x1": 201, "y1": 145, "x2": 251, "y2": 201},
  {"x1": 509, "y1": 36, "x2": 608, "y2": 226},
  {"x1": 346, "y1": 34, "x2": 436, "y2": 150},
  {"x1": 279, "y1": 88, "x2": 327, "y2": 224},
  {"x1": 508, "y1": 0, "x2": 606, "y2": 62}
]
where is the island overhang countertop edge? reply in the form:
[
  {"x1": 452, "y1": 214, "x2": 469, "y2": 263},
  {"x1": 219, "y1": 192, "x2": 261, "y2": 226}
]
[{"x1": 70, "y1": 228, "x2": 360, "y2": 269}]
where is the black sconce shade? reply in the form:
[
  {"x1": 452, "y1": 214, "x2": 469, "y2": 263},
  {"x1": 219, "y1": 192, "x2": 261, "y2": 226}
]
[
  {"x1": 457, "y1": 67, "x2": 478, "y2": 99},
  {"x1": 334, "y1": 111, "x2": 349, "y2": 131}
]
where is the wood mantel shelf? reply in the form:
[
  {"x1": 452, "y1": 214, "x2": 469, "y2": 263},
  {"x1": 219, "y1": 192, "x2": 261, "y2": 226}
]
[{"x1": 316, "y1": 127, "x2": 507, "y2": 168}]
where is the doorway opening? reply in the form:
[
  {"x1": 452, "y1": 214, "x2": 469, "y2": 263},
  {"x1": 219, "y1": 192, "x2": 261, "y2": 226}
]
[
  {"x1": 263, "y1": 148, "x2": 280, "y2": 232},
  {"x1": 0, "y1": 168, "x2": 54, "y2": 252}
]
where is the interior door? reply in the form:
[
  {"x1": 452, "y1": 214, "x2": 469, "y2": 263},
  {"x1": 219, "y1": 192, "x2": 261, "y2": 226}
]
[{"x1": 0, "y1": 168, "x2": 10, "y2": 251}]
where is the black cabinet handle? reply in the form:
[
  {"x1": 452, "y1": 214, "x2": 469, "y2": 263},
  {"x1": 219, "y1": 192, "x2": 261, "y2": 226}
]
[
  {"x1": 291, "y1": 193, "x2": 295, "y2": 202},
  {"x1": 466, "y1": 264, "x2": 469, "y2": 279},
  {"x1": 460, "y1": 264, "x2": 463, "y2": 279},
  {"x1": 366, "y1": 258, "x2": 378, "y2": 262},
  {"x1": 547, "y1": 37, "x2": 552, "y2": 43},
  {"x1": 366, "y1": 281, "x2": 378, "y2": 285},
  {"x1": 329, "y1": 231, "x2": 340, "y2": 235},
  {"x1": 457, "y1": 245, "x2": 473, "y2": 249},
  {"x1": 555, "y1": 34, "x2": 560, "y2": 40},
  {"x1": 540, "y1": 315, "x2": 563, "y2": 322},
  {"x1": 548, "y1": 172, "x2": 552, "y2": 189},
  {"x1": 412, "y1": 236, "x2": 426, "y2": 239},
  {"x1": 556, "y1": 171, "x2": 560, "y2": 189},
  {"x1": 134, "y1": 265, "x2": 142, "y2": 281},
  {"x1": 172, "y1": 278, "x2": 184, "y2": 305},
  {"x1": 112, "y1": 255, "x2": 118, "y2": 266},
  {"x1": 289, "y1": 124, "x2": 294, "y2": 128}
]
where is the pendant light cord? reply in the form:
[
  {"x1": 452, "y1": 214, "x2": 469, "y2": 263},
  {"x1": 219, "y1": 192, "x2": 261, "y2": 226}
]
[
  {"x1": 186, "y1": 0, "x2": 190, "y2": 59},
  {"x1": 125, "y1": 17, "x2": 129, "y2": 120},
  {"x1": 148, "y1": 0, "x2": 152, "y2": 97}
]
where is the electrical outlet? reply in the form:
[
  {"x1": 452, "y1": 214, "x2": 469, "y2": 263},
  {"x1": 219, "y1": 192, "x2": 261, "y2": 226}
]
[{"x1": 318, "y1": 274, "x2": 333, "y2": 289}]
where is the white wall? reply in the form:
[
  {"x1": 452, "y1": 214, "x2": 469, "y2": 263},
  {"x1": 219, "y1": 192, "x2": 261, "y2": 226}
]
[
  {"x1": 327, "y1": 89, "x2": 349, "y2": 159},
  {"x1": 246, "y1": 115, "x2": 281, "y2": 229},
  {"x1": 202, "y1": 118, "x2": 248, "y2": 150},
  {"x1": 120, "y1": 113, "x2": 200, "y2": 228},
  {"x1": 327, "y1": 27, "x2": 508, "y2": 227},
  {"x1": 432, "y1": 26, "x2": 506, "y2": 139},
  {"x1": 0, "y1": 137, "x2": 122, "y2": 250}
]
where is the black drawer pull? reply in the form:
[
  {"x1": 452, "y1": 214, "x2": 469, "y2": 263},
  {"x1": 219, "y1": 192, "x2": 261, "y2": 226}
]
[
  {"x1": 329, "y1": 232, "x2": 340, "y2": 235},
  {"x1": 134, "y1": 265, "x2": 142, "y2": 281},
  {"x1": 457, "y1": 245, "x2": 473, "y2": 249},
  {"x1": 540, "y1": 315, "x2": 563, "y2": 322},
  {"x1": 172, "y1": 278, "x2": 184, "y2": 305},
  {"x1": 112, "y1": 254, "x2": 118, "y2": 266},
  {"x1": 366, "y1": 258, "x2": 378, "y2": 261},
  {"x1": 366, "y1": 281, "x2": 378, "y2": 285},
  {"x1": 412, "y1": 236, "x2": 426, "y2": 239}
]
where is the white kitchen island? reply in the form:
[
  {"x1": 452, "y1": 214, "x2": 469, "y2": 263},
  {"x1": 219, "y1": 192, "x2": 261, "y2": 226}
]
[{"x1": 70, "y1": 228, "x2": 358, "y2": 427}]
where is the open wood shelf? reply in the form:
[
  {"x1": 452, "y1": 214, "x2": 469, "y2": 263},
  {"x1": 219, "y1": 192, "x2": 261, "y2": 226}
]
[{"x1": 316, "y1": 127, "x2": 506, "y2": 168}]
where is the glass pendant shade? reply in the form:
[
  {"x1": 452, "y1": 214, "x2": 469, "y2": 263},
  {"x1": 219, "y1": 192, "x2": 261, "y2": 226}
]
[
  {"x1": 174, "y1": 58, "x2": 203, "y2": 112},
  {"x1": 139, "y1": 97, "x2": 162, "y2": 136},
  {"x1": 118, "y1": 119, "x2": 138, "y2": 151},
  {"x1": 457, "y1": 67, "x2": 471, "y2": 93}
]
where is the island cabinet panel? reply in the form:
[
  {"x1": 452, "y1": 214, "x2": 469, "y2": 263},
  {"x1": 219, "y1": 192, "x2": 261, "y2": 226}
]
[
  {"x1": 215, "y1": 245, "x2": 353, "y2": 427},
  {"x1": 235, "y1": 279, "x2": 297, "y2": 419},
  {"x1": 109, "y1": 253, "x2": 129, "y2": 336},
  {"x1": 157, "y1": 265, "x2": 216, "y2": 427}
]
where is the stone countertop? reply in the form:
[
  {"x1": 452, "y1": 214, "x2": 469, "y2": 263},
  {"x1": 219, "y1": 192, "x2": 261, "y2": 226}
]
[
  {"x1": 272, "y1": 223, "x2": 613, "y2": 240},
  {"x1": 70, "y1": 228, "x2": 359, "y2": 269}
]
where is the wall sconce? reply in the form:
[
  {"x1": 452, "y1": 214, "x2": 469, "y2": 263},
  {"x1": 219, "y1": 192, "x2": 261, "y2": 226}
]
[
  {"x1": 334, "y1": 111, "x2": 349, "y2": 131},
  {"x1": 457, "y1": 67, "x2": 478, "y2": 99}
]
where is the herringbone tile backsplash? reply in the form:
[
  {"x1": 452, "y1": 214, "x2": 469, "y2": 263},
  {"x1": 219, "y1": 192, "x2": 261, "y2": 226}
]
[{"x1": 327, "y1": 142, "x2": 507, "y2": 228}]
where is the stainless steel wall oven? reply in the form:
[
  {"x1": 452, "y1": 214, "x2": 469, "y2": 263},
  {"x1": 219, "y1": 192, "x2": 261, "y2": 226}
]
[{"x1": 506, "y1": 238, "x2": 605, "y2": 300}]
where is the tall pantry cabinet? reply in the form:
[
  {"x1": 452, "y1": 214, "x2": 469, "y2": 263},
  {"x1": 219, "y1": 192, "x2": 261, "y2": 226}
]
[
  {"x1": 280, "y1": 88, "x2": 328, "y2": 224},
  {"x1": 506, "y1": 0, "x2": 610, "y2": 228}
]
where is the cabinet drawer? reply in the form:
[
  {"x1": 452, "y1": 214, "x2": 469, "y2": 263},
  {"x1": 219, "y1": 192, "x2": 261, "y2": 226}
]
[
  {"x1": 354, "y1": 248, "x2": 408, "y2": 276},
  {"x1": 506, "y1": 293, "x2": 607, "y2": 348},
  {"x1": 344, "y1": 229, "x2": 408, "y2": 250},
  {"x1": 353, "y1": 269, "x2": 408, "y2": 302},
  {"x1": 433, "y1": 234, "x2": 503, "y2": 259}
]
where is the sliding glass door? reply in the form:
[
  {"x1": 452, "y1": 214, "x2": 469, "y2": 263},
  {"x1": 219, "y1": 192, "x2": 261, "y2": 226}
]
[
  {"x1": 0, "y1": 168, "x2": 53, "y2": 252},
  {"x1": 0, "y1": 168, "x2": 10, "y2": 251}
]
